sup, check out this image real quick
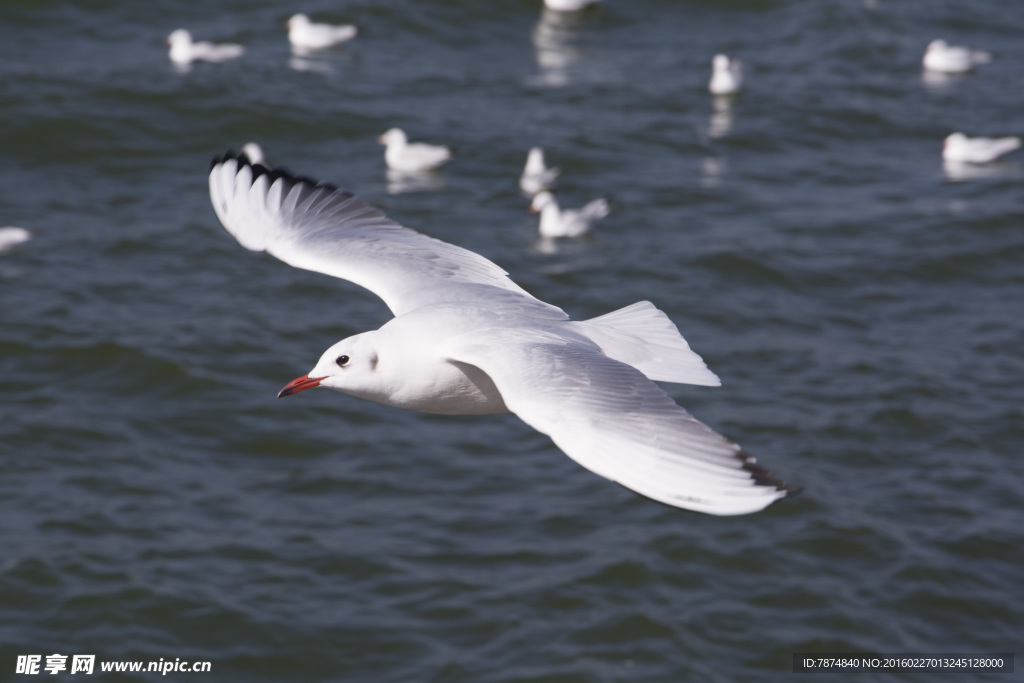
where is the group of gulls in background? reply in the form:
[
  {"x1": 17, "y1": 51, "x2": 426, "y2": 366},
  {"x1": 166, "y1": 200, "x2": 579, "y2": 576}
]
[
  {"x1": 2, "y1": 5, "x2": 1020, "y2": 261},
  {"x1": 710, "y1": 39, "x2": 1019, "y2": 176},
  {"x1": 520, "y1": 148, "x2": 609, "y2": 239},
  {"x1": 167, "y1": 4, "x2": 613, "y2": 242},
  {"x1": 166, "y1": 4, "x2": 1020, "y2": 198},
  {"x1": 166, "y1": 13, "x2": 357, "y2": 66},
  {"x1": 919, "y1": 39, "x2": 1021, "y2": 175}
]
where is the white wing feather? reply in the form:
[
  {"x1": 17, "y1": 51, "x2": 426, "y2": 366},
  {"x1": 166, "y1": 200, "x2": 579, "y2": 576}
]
[
  {"x1": 209, "y1": 152, "x2": 549, "y2": 316},
  {"x1": 447, "y1": 329, "x2": 797, "y2": 515}
]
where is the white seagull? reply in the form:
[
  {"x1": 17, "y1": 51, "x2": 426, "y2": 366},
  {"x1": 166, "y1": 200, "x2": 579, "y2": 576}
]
[
  {"x1": 286, "y1": 14, "x2": 357, "y2": 51},
  {"x1": 208, "y1": 151, "x2": 799, "y2": 515},
  {"x1": 520, "y1": 148, "x2": 560, "y2": 196},
  {"x1": 922, "y1": 39, "x2": 990, "y2": 73},
  {"x1": 709, "y1": 54, "x2": 742, "y2": 95},
  {"x1": 378, "y1": 128, "x2": 452, "y2": 173},
  {"x1": 530, "y1": 191, "x2": 609, "y2": 239},
  {"x1": 543, "y1": 0, "x2": 601, "y2": 11},
  {"x1": 240, "y1": 142, "x2": 267, "y2": 166},
  {"x1": 0, "y1": 226, "x2": 30, "y2": 253},
  {"x1": 942, "y1": 132, "x2": 1021, "y2": 164},
  {"x1": 166, "y1": 29, "x2": 244, "y2": 65}
]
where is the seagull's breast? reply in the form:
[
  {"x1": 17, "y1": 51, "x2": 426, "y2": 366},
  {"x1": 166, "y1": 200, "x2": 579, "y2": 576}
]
[
  {"x1": 389, "y1": 359, "x2": 509, "y2": 415},
  {"x1": 370, "y1": 305, "x2": 526, "y2": 415}
]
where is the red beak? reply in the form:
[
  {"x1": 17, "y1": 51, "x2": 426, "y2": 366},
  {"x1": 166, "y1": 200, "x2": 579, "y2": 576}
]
[{"x1": 277, "y1": 374, "x2": 325, "y2": 398}]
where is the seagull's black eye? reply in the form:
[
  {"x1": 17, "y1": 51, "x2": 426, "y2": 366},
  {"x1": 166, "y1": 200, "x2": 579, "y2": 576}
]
[{"x1": 336, "y1": 355, "x2": 350, "y2": 367}]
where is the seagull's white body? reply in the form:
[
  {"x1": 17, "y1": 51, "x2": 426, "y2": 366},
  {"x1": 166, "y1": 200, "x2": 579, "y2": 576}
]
[
  {"x1": 530, "y1": 191, "x2": 608, "y2": 238},
  {"x1": 709, "y1": 54, "x2": 742, "y2": 95},
  {"x1": 943, "y1": 133, "x2": 1021, "y2": 164},
  {"x1": 0, "y1": 226, "x2": 30, "y2": 252},
  {"x1": 378, "y1": 128, "x2": 452, "y2": 173},
  {"x1": 287, "y1": 14, "x2": 357, "y2": 51},
  {"x1": 208, "y1": 151, "x2": 798, "y2": 515},
  {"x1": 923, "y1": 39, "x2": 990, "y2": 73},
  {"x1": 519, "y1": 148, "x2": 560, "y2": 196},
  {"x1": 543, "y1": 0, "x2": 601, "y2": 11},
  {"x1": 166, "y1": 29, "x2": 244, "y2": 65}
]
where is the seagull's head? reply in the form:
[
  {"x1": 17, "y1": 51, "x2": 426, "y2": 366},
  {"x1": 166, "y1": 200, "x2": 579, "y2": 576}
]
[
  {"x1": 287, "y1": 14, "x2": 309, "y2": 30},
  {"x1": 944, "y1": 132, "x2": 965, "y2": 148},
  {"x1": 927, "y1": 39, "x2": 946, "y2": 53},
  {"x1": 712, "y1": 54, "x2": 730, "y2": 71},
  {"x1": 378, "y1": 128, "x2": 407, "y2": 148},
  {"x1": 530, "y1": 191, "x2": 556, "y2": 213},
  {"x1": 278, "y1": 332, "x2": 381, "y2": 398},
  {"x1": 166, "y1": 29, "x2": 191, "y2": 47}
]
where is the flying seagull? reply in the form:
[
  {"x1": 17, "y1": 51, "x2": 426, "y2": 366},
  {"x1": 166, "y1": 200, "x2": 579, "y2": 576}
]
[{"x1": 208, "y1": 150, "x2": 799, "y2": 515}]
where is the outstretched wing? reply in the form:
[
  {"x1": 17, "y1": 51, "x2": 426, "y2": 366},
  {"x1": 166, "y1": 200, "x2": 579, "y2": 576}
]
[
  {"x1": 209, "y1": 150, "x2": 555, "y2": 316},
  {"x1": 446, "y1": 329, "x2": 799, "y2": 515}
]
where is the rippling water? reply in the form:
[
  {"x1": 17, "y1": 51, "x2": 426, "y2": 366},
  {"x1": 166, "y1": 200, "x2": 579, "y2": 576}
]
[{"x1": 2, "y1": 0, "x2": 1021, "y2": 680}]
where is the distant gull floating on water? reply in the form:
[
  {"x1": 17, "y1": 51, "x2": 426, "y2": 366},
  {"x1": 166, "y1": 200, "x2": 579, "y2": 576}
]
[
  {"x1": 208, "y1": 151, "x2": 799, "y2": 515},
  {"x1": 286, "y1": 14, "x2": 357, "y2": 51},
  {"x1": 0, "y1": 227, "x2": 30, "y2": 253},
  {"x1": 543, "y1": 0, "x2": 601, "y2": 11},
  {"x1": 942, "y1": 132, "x2": 1021, "y2": 164},
  {"x1": 922, "y1": 40, "x2": 990, "y2": 73},
  {"x1": 378, "y1": 128, "x2": 452, "y2": 173},
  {"x1": 520, "y1": 148, "x2": 560, "y2": 196},
  {"x1": 240, "y1": 142, "x2": 266, "y2": 166},
  {"x1": 530, "y1": 191, "x2": 609, "y2": 238},
  {"x1": 166, "y1": 29, "x2": 244, "y2": 65},
  {"x1": 709, "y1": 54, "x2": 742, "y2": 95}
]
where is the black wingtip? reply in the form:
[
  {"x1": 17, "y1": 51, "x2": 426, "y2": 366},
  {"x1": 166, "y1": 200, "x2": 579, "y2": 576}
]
[
  {"x1": 737, "y1": 449, "x2": 802, "y2": 497},
  {"x1": 210, "y1": 148, "x2": 269, "y2": 172},
  {"x1": 210, "y1": 149, "x2": 353, "y2": 199}
]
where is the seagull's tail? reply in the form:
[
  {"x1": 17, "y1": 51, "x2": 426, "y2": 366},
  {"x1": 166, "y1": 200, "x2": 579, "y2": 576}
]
[
  {"x1": 581, "y1": 198, "x2": 610, "y2": 222},
  {"x1": 994, "y1": 136, "x2": 1022, "y2": 158},
  {"x1": 575, "y1": 301, "x2": 721, "y2": 386}
]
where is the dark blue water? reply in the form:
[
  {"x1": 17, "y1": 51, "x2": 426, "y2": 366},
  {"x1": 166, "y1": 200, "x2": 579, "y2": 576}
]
[{"x1": 2, "y1": 0, "x2": 1021, "y2": 680}]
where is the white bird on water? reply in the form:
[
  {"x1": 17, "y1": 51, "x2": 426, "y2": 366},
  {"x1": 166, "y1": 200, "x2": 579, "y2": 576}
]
[
  {"x1": 942, "y1": 132, "x2": 1021, "y2": 164},
  {"x1": 378, "y1": 128, "x2": 452, "y2": 173},
  {"x1": 520, "y1": 148, "x2": 560, "y2": 196},
  {"x1": 530, "y1": 191, "x2": 608, "y2": 239},
  {"x1": 286, "y1": 14, "x2": 357, "y2": 51},
  {"x1": 922, "y1": 39, "x2": 990, "y2": 74},
  {"x1": 0, "y1": 226, "x2": 30, "y2": 253},
  {"x1": 543, "y1": 0, "x2": 601, "y2": 11},
  {"x1": 240, "y1": 142, "x2": 267, "y2": 166},
  {"x1": 208, "y1": 151, "x2": 799, "y2": 515},
  {"x1": 166, "y1": 29, "x2": 244, "y2": 65},
  {"x1": 709, "y1": 54, "x2": 742, "y2": 95}
]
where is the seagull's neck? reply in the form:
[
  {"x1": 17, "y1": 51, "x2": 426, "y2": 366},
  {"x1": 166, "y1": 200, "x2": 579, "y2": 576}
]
[
  {"x1": 540, "y1": 200, "x2": 561, "y2": 221},
  {"x1": 348, "y1": 318, "x2": 508, "y2": 415}
]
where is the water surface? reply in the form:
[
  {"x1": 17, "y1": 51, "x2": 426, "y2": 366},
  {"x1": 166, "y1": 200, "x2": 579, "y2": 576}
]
[{"x1": 1, "y1": 0, "x2": 1021, "y2": 680}]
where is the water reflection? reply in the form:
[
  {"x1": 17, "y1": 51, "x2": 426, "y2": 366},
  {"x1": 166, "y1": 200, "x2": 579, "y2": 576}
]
[
  {"x1": 701, "y1": 157, "x2": 728, "y2": 188},
  {"x1": 921, "y1": 69, "x2": 966, "y2": 90},
  {"x1": 530, "y1": 9, "x2": 587, "y2": 87},
  {"x1": 288, "y1": 54, "x2": 333, "y2": 74},
  {"x1": 708, "y1": 95, "x2": 736, "y2": 139},
  {"x1": 386, "y1": 169, "x2": 446, "y2": 195},
  {"x1": 942, "y1": 160, "x2": 1022, "y2": 182}
]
